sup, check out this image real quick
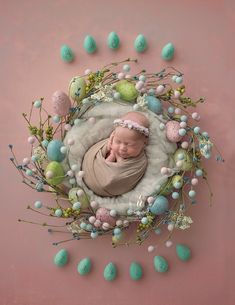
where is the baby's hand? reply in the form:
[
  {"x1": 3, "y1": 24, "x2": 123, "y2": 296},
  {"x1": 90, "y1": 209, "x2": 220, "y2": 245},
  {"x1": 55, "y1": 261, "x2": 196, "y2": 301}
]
[{"x1": 105, "y1": 150, "x2": 116, "y2": 162}]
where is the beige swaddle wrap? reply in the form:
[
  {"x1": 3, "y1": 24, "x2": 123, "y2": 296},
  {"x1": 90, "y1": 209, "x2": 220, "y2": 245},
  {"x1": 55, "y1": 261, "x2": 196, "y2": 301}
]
[{"x1": 82, "y1": 139, "x2": 148, "y2": 197}]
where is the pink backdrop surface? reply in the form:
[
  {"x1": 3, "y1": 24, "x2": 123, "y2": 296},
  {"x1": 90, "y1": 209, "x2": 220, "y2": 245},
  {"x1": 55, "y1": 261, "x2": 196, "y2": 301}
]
[{"x1": 0, "y1": 0, "x2": 234, "y2": 304}]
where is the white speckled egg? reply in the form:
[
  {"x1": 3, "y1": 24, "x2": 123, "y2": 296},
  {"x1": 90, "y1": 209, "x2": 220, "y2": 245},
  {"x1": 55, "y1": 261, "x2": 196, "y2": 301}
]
[
  {"x1": 165, "y1": 120, "x2": 182, "y2": 143},
  {"x1": 52, "y1": 91, "x2": 71, "y2": 116}
]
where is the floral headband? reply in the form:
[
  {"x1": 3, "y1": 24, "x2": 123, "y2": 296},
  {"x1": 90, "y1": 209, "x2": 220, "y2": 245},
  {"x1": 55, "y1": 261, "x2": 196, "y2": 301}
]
[{"x1": 113, "y1": 119, "x2": 150, "y2": 137}]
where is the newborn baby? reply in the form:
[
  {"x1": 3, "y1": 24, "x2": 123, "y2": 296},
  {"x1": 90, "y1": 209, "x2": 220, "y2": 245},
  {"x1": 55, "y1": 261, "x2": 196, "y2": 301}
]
[{"x1": 82, "y1": 112, "x2": 150, "y2": 197}]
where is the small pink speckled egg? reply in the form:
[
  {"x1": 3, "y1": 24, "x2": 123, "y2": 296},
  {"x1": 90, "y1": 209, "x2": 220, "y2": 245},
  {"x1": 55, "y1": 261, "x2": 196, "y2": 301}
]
[
  {"x1": 165, "y1": 120, "x2": 182, "y2": 143},
  {"x1": 96, "y1": 207, "x2": 116, "y2": 226},
  {"x1": 52, "y1": 90, "x2": 71, "y2": 116}
]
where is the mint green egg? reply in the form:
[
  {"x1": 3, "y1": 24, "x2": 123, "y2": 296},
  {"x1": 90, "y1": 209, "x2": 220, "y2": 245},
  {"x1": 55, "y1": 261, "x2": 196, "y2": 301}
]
[
  {"x1": 54, "y1": 249, "x2": 68, "y2": 267},
  {"x1": 77, "y1": 257, "x2": 92, "y2": 275},
  {"x1": 84, "y1": 35, "x2": 97, "y2": 54},
  {"x1": 154, "y1": 256, "x2": 169, "y2": 273},
  {"x1": 69, "y1": 76, "x2": 86, "y2": 103},
  {"x1": 130, "y1": 262, "x2": 143, "y2": 280},
  {"x1": 174, "y1": 148, "x2": 193, "y2": 171},
  {"x1": 134, "y1": 34, "x2": 147, "y2": 53},
  {"x1": 60, "y1": 45, "x2": 74, "y2": 62},
  {"x1": 68, "y1": 187, "x2": 89, "y2": 209},
  {"x1": 176, "y1": 244, "x2": 191, "y2": 261},
  {"x1": 115, "y1": 80, "x2": 138, "y2": 102},
  {"x1": 45, "y1": 161, "x2": 64, "y2": 185},
  {"x1": 103, "y1": 262, "x2": 117, "y2": 281},
  {"x1": 107, "y1": 32, "x2": 120, "y2": 49},
  {"x1": 161, "y1": 42, "x2": 175, "y2": 61}
]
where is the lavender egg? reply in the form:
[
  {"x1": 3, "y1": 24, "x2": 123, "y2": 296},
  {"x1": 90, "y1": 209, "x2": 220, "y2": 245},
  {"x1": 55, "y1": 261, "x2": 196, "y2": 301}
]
[
  {"x1": 52, "y1": 91, "x2": 71, "y2": 116},
  {"x1": 165, "y1": 120, "x2": 182, "y2": 143}
]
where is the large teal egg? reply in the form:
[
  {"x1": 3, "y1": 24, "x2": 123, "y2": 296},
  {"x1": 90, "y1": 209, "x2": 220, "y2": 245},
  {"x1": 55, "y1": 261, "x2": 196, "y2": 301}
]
[
  {"x1": 150, "y1": 195, "x2": 169, "y2": 215},
  {"x1": 103, "y1": 262, "x2": 117, "y2": 281},
  {"x1": 134, "y1": 34, "x2": 147, "y2": 53},
  {"x1": 107, "y1": 32, "x2": 120, "y2": 49},
  {"x1": 54, "y1": 249, "x2": 68, "y2": 267},
  {"x1": 115, "y1": 80, "x2": 138, "y2": 102},
  {"x1": 145, "y1": 95, "x2": 162, "y2": 114},
  {"x1": 45, "y1": 161, "x2": 65, "y2": 185},
  {"x1": 77, "y1": 257, "x2": 92, "y2": 275},
  {"x1": 176, "y1": 244, "x2": 191, "y2": 261},
  {"x1": 47, "y1": 140, "x2": 65, "y2": 162},
  {"x1": 68, "y1": 76, "x2": 86, "y2": 103},
  {"x1": 84, "y1": 35, "x2": 97, "y2": 54},
  {"x1": 161, "y1": 42, "x2": 175, "y2": 61},
  {"x1": 129, "y1": 262, "x2": 143, "y2": 280},
  {"x1": 154, "y1": 256, "x2": 169, "y2": 273}
]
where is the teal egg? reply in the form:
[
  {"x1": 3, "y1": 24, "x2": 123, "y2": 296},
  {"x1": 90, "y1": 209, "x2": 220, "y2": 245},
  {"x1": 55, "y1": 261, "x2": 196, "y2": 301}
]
[
  {"x1": 45, "y1": 161, "x2": 65, "y2": 185},
  {"x1": 130, "y1": 262, "x2": 143, "y2": 280},
  {"x1": 145, "y1": 95, "x2": 162, "y2": 114},
  {"x1": 161, "y1": 42, "x2": 175, "y2": 61},
  {"x1": 60, "y1": 45, "x2": 74, "y2": 62},
  {"x1": 107, "y1": 32, "x2": 120, "y2": 49},
  {"x1": 84, "y1": 35, "x2": 97, "y2": 54},
  {"x1": 150, "y1": 196, "x2": 169, "y2": 215},
  {"x1": 176, "y1": 244, "x2": 191, "y2": 261},
  {"x1": 154, "y1": 256, "x2": 169, "y2": 273},
  {"x1": 68, "y1": 76, "x2": 87, "y2": 103},
  {"x1": 77, "y1": 257, "x2": 92, "y2": 275},
  {"x1": 54, "y1": 249, "x2": 68, "y2": 267},
  {"x1": 47, "y1": 140, "x2": 65, "y2": 162},
  {"x1": 115, "y1": 80, "x2": 138, "y2": 102},
  {"x1": 103, "y1": 262, "x2": 117, "y2": 281},
  {"x1": 134, "y1": 34, "x2": 147, "y2": 53}
]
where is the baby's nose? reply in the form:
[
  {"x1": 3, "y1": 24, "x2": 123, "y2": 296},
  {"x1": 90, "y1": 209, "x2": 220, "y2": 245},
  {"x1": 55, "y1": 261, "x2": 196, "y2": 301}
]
[{"x1": 120, "y1": 144, "x2": 127, "y2": 151}]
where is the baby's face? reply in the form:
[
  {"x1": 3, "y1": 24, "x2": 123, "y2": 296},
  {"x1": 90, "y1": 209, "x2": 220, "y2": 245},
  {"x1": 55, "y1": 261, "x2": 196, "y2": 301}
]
[{"x1": 111, "y1": 127, "x2": 146, "y2": 159}]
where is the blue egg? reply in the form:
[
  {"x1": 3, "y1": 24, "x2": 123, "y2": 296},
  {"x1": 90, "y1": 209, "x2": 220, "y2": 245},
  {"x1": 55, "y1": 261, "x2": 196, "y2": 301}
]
[
  {"x1": 141, "y1": 217, "x2": 148, "y2": 224},
  {"x1": 42, "y1": 140, "x2": 49, "y2": 148},
  {"x1": 155, "y1": 228, "x2": 162, "y2": 235},
  {"x1": 172, "y1": 192, "x2": 179, "y2": 199},
  {"x1": 86, "y1": 224, "x2": 93, "y2": 231},
  {"x1": 34, "y1": 200, "x2": 42, "y2": 209},
  {"x1": 80, "y1": 222, "x2": 87, "y2": 229},
  {"x1": 148, "y1": 88, "x2": 155, "y2": 95},
  {"x1": 114, "y1": 228, "x2": 121, "y2": 235},
  {"x1": 189, "y1": 190, "x2": 196, "y2": 198},
  {"x1": 179, "y1": 128, "x2": 187, "y2": 136},
  {"x1": 193, "y1": 126, "x2": 200, "y2": 134},
  {"x1": 91, "y1": 231, "x2": 98, "y2": 239},
  {"x1": 55, "y1": 209, "x2": 63, "y2": 217},
  {"x1": 53, "y1": 115, "x2": 61, "y2": 123},
  {"x1": 34, "y1": 100, "x2": 41, "y2": 108},
  {"x1": 168, "y1": 106, "x2": 174, "y2": 114},
  {"x1": 175, "y1": 76, "x2": 183, "y2": 84},
  {"x1": 47, "y1": 140, "x2": 66, "y2": 162},
  {"x1": 180, "y1": 115, "x2": 188, "y2": 122},
  {"x1": 26, "y1": 169, "x2": 33, "y2": 176},
  {"x1": 150, "y1": 196, "x2": 169, "y2": 215},
  {"x1": 72, "y1": 202, "x2": 81, "y2": 210},
  {"x1": 145, "y1": 95, "x2": 162, "y2": 114}
]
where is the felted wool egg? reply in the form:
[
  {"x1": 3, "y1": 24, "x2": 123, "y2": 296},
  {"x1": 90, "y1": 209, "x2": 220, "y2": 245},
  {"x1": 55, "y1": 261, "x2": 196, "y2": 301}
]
[
  {"x1": 115, "y1": 80, "x2": 138, "y2": 102},
  {"x1": 47, "y1": 140, "x2": 66, "y2": 162},
  {"x1": 129, "y1": 262, "x2": 143, "y2": 280},
  {"x1": 68, "y1": 187, "x2": 89, "y2": 209},
  {"x1": 96, "y1": 207, "x2": 116, "y2": 226},
  {"x1": 161, "y1": 42, "x2": 175, "y2": 61},
  {"x1": 174, "y1": 149, "x2": 193, "y2": 171},
  {"x1": 77, "y1": 257, "x2": 92, "y2": 275},
  {"x1": 150, "y1": 196, "x2": 169, "y2": 215},
  {"x1": 45, "y1": 161, "x2": 64, "y2": 185},
  {"x1": 52, "y1": 91, "x2": 71, "y2": 116},
  {"x1": 134, "y1": 34, "x2": 147, "y2": 53},
  {"x1": 68, "y1": 76, "x2": 86, "y2": 103},
  {"x1": 165, "y1": 120, "x2": 182, "y2": 143},
  {"x1": 83, "y1": 35, "x2": 97, "y2": 54},
  {"x1": 103, "y1": 262, "x2": 117, "y2": 281},
  {"x1": 107, "y1": 32, "x2": 120, "y2": 49},
  {"x1": 54, "y1": 249, "x2": 68, "y2": 267},
  {"x1": 176, "y1": 244, "x2": 191, "y2": 261},
  {"x1": 145, "y1": 95, "x2": 162, "y2": 114},
  {"x1": 154, "y1": 256, "x2": 169, "y2": 273}
]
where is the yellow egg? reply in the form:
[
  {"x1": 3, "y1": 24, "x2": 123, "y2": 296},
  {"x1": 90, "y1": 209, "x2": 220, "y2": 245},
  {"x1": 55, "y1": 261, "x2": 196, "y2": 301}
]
[
  {"x1": 174, "y1": 149, "x2": 193, "y2": 171},
  {"x1": 68, "y1": 76, "x2": 86, "y2": 103},
  {"x1": 68, "y1": 187, "x2": 89, "y2": 209}
]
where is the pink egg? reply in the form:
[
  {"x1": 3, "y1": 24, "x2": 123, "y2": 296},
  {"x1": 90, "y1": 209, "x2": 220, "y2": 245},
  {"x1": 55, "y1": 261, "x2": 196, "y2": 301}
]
[
  {"x1": 191, "y1": 178, "x2": 198, "y2": 185},
  {"x1": 90, "y1": 201, "x2": 98, "y2": 208},
  {"x1": 96, "y1": 207, "x2": 116, "y2": 226},
  {"x1": 135, "y1": 81, "x2": 144, "y2": 90},
  {"x1": 52, "y1": 90, "x2": 71, "y2": 116},
  {"x1": 116, "y1": 219, "x2": 123, "y2": 226},
  {"x1": 89, "y1": 216, "x2": 96, "y2": 224},
  {"x1": 165, "y1": 121, "x2": 183, "y2": 143},
  {"x1": 117, "y1": 72, "x2": 125, "y2": 80},
  {"x1": 28, "y1": 136, "x2": 36, "y2": 144},
  {"x1": 181, "y1": 141, "x2": 189, "y2": 149},
  {"x1": 22, "y1": 157, "x2": 30, "y2": 165}
]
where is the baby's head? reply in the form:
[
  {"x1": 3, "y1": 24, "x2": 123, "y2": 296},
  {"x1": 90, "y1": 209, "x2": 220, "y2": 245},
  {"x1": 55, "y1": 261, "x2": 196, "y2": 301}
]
[{"x1": 111, "y1": 112, "x2": 150, "y2": 159}]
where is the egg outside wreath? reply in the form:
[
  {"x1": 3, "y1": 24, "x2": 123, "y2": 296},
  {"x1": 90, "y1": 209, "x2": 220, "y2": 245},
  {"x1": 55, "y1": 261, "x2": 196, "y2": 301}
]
[{"x1": 9, "y1": 58, "x2": 224, "y2": 251}]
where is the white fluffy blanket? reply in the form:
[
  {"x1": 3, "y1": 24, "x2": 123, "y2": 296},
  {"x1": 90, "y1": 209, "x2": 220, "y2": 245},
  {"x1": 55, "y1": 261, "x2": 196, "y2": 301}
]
[{"x1": 64, "y1": 102, "x2": 176, "y2": 214}]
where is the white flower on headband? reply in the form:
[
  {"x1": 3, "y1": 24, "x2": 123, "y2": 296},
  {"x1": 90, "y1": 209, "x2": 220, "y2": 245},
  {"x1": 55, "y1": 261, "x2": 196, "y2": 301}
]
[{"x1": 113, "y1": 119, "x2": 149, "y2": 137}]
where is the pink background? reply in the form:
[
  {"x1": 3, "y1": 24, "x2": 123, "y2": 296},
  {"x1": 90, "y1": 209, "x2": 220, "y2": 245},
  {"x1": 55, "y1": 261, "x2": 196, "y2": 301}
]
[{"x1": 0, "y1": 0, "x2": 234, "y2": 304}]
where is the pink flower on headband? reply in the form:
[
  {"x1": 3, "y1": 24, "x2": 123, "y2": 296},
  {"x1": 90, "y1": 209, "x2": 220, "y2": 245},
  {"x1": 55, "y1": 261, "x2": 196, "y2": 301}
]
[{"x1": 113, "y1": 119, "x2": 149, "y2": 137}]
